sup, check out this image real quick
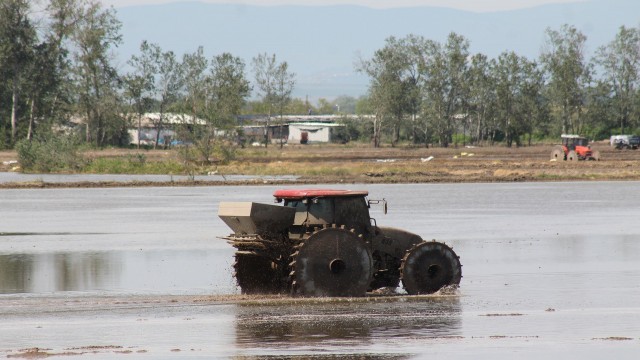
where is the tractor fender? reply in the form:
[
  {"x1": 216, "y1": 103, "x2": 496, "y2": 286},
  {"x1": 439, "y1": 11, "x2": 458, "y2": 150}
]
[{"x1": 372, "y1": 226, "x2": 423, "y2": 260}]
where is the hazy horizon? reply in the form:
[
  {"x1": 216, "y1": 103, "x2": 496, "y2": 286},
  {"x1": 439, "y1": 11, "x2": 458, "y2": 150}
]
[{"x1": 101, "y1": 0, "x2": 586, "y2": 13}]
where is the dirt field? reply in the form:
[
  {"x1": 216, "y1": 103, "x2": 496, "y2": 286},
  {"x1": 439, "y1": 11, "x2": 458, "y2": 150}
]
[{"x1": 2, "y1": 141, "x2": 640, "y2": 186}]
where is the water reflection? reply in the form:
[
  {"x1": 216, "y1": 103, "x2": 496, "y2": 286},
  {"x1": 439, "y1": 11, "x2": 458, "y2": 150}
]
[
  {"x1": 234, "y1": 296, "x2": 461, "y2": 355},
  {"x1": 0, "y1": 249, "x2": 235, "y2": 295},
  {"x1": 232, "y1": 355, "x2": 411, "y2": 360},
  {"x1": 0, "y1": 252, "x2": 117, "y2": 294}
]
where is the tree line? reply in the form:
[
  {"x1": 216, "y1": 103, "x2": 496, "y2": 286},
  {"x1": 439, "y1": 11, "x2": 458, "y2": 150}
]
[
  {"x1": 357, "y1": 26, "x2": 640, "y2": 147},
  {"x1": 2, "y1": 0, "x2": 640, "y2": 152},
  {"x1": 0, "y1": 0, "x2": 296, "y2": 156}
]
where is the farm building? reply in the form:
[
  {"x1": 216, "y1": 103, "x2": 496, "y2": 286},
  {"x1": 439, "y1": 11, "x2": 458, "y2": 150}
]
[
  {"x1": 240, "y1": 125, "x2": 289, "y2": 145},
  {"x1": 288, "y1": 122, "x2": 345, "y2": 144},
  {"x1": 128, "y1": 113, "x2": 207, "y2": 146}
]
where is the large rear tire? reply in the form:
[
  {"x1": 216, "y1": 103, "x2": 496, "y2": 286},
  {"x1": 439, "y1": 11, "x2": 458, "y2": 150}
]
[
  {"x1": 401, "y1": 241, "x2": 462, "y2": 295},
  {"x1": 291, "y1": 226, "x2": 373, "y2": 297},
  {"x1": 567, "y1": 150, "x2": 578, "y2": 162}
]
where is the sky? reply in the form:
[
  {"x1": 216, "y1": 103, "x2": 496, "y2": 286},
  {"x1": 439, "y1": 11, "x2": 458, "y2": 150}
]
[{"x1": 100, "y1": 0, "x2": 586, "y2": 13}]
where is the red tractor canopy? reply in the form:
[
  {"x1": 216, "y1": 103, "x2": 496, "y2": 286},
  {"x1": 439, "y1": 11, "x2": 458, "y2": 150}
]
[
  {"x1": 273, "y1": 189, "x2": 369, "y2": 200},
  {"x1": 561, "y1": 134, "x2": 589, "y2": 148}
]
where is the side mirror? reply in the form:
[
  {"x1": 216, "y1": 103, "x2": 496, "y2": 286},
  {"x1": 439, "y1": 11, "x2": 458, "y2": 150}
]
[{"x1": 368, "y1": 199, "x2": 388, "y2": 214}]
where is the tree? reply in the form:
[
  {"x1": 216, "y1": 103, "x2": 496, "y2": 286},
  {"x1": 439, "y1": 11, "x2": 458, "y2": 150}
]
[
  {"x1": 208, "y1": 53, "x2": 250, "y2": 129},
  {"x1": 316, "y1": 98, "x2": 336, "y2": 114},
  {"x1": 540, "y1": 24, "x2": 591, "y2": 135},
  {"x1": 44, "y1": 0, "x2": 80, "y2": 126},
  {"x1": 284, "y1": 97, "x2": 313, "y2": 115},
  {"x1": 402, "y1": 35, "x2": 430, "y2": 144},
  {"x1": 493, "y1": 52, "x2": 526, "y2": 146},
  {"x1": 153, "y1": 47, "x2": 183, "y2": 148},
  {"x1": 203, "y1": 53, "x2": 250, "y2": 158},
  {"x1": 421, "y1": 33, "x2": 470, "y2": 147},
  {"x1": 23, "y1": 42, "x2": 59, "y2": 140},
  {"x1": 178, "y1": 49, "x2": 250, "y2": 163},
  {"x1": 273, "y1": 60, "x2": 295, "y2": 147},
  {"x1": 358, "y1": 35, "x2": 426, "y2": 147},
  {"x1": 584, "y1": 81, "x2": 616, "y2": 139},
  {"x1": 251, "y1": 53, "x2": 278, "y2": 146},
  {"x1": 0, "y1": 0, "x2": 36, "y2": 144},
  {"x1": 334, "y1": 95, "x2": 357, "y2": 114},
  {"x1": 594, "y1": 26, "x2": 640, "y2": 134},
  {"x1": 124, "y1": 41, "x2": 159, "y2": 148},
  {"x1": 70, "y1": 0, "x2": 124, "y2": 146},
  {"x1": 251, "y1": 53, "x2": 295, "y2": 147},
  {"x1": 467, "y1": 53, "x2": 496, "y2": 144},
  {"x1": 519, "y1": 59, "x2": 549, "y2": 144},
  {"x1": 181, "y1": 46, "x2": 208, "y2": 116}
]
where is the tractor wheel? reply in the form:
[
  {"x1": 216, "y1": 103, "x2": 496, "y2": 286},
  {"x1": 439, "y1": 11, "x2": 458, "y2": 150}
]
[
  {"x1": 290, "y1": 226, "x2": 373, "y2": 297},
  {"x1": 401, "y1": 241, "x2": 462, "y2": 295},
  {"x1": 551, "y1": 147, "x2": 565, "y2": 161},
  {"x1": 591, "y1": 150, "x2": 601, "y2": 161},
  {"x1": 567, "y1": 150, "x2": 578, "y2": 162}
]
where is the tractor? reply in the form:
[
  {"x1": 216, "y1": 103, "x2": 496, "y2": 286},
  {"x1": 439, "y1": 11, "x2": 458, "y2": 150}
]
[
  {"x1": 551, "y1": 134, "x2": 601, "y2": 161},
  {"x1": 218, "y1": 189, "x2": 462, "y2": 297}
]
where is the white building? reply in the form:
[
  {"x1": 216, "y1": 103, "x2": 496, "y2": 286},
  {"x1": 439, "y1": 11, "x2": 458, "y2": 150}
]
[
  {"x1": 288, "y1": 122, "x2": 345, "y2": 144},
  {"x1": 128, "y1": 113, "x2": 207, "y2": 146}
]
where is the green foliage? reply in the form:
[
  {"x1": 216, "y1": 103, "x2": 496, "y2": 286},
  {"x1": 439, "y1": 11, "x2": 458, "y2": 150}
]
[
  {"x1": 217, "y1": 142, "x2": 237, "y2": 164},
  {"x1": 334, "y1": 95, "x2": 358, "y2": 114},
  {"x1": 84, "y1": 155, "x2": 185, "y2": 174},
  {"x1": 452, "y1": 133, "x2": 472, "y2": 146},
  {"x1": 338, "y1": 116, "x2": 372, "y2": 143},
  {"x1": 540, "y1": 25, "x2": 590, "y2": 135},
  {"x1": 355, "y1": 26, "x2": 640, "y2": 147},
  {"x1": 316, "y1": 98, "x2": 337, "y2": 114},
  {"x1": 593, "y1": 26, "x2": 640, "y2": 134},
  {"x1": 16, "y1": 134, "x2": 83, "y2": 172},
  {"x1": 251, "y1": 53, "x2": 296, "y2": 132}
]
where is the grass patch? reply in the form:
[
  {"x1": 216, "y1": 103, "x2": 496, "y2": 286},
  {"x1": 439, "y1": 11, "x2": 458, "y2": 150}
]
[
  {"x1": 83, "y1": 156, "x2": 186, "y2": 175},
  {"x1": 535, "y1": 173, "x2": 564, "y2": 180},
  {"x1": 217, "y1": 161, "x2": 385, "y2": 177}
]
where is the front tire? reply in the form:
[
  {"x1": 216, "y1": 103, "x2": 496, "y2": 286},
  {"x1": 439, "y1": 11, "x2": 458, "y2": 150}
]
[
  {"x1": 401, "y1": 241, "x2": 462, "y2": 295},
  {"x1": 551, "y1": 147, "x2": 565, "y2": 161}
]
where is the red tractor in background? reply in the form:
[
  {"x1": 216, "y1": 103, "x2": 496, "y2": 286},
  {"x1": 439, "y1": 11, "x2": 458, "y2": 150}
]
[{"x1": 551, "y1": 134, "x2": 601, "y2": 161}]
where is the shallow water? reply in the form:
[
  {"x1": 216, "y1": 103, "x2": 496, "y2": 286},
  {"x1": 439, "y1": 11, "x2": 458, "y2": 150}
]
[{"x1": 1, "y1": 182, "x2": 640, "y2": 358}]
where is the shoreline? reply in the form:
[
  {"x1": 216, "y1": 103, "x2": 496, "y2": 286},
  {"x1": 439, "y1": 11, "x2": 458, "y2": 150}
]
[{"x1": 2, "y1": 143, "x2": 640, "y2": 188}]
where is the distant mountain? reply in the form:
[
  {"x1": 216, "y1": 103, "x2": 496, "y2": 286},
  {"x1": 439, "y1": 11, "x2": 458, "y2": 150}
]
[{"x1": 115, "y1": 0, "x2": 640, "y2": 101}]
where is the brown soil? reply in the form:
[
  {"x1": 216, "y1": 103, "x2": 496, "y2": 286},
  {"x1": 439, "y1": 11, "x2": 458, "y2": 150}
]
[{"x1": 2, "y1": 142, "x2": 640, "y2": 188}]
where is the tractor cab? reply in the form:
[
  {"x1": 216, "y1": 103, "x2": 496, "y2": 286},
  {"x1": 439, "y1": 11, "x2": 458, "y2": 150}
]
[
  {"x1": 274, "y1": 189, "x2": 373, "y2": 238},
  {"x1": 562, "y1": 134, "x2": 590, "y2": 150}
]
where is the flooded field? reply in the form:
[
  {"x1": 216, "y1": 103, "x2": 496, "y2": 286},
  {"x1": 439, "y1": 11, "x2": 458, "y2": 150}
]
[{"x1": 1, "y1": 182, "x2": 640, "y2": 359}]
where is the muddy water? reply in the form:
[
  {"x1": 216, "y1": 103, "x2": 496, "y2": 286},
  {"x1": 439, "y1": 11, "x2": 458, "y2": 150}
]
[{"x1": 1, "y1": 182, "x2": 640, "y2": 359}]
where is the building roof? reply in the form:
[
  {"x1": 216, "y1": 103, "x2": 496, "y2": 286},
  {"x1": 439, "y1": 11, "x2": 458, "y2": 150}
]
[
  {"x1": 289, "y1": 122, "x2": 345, "y2": 128},
  {"x1": 137, "y1": 113, "x2": 207, "y2": 126}
]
